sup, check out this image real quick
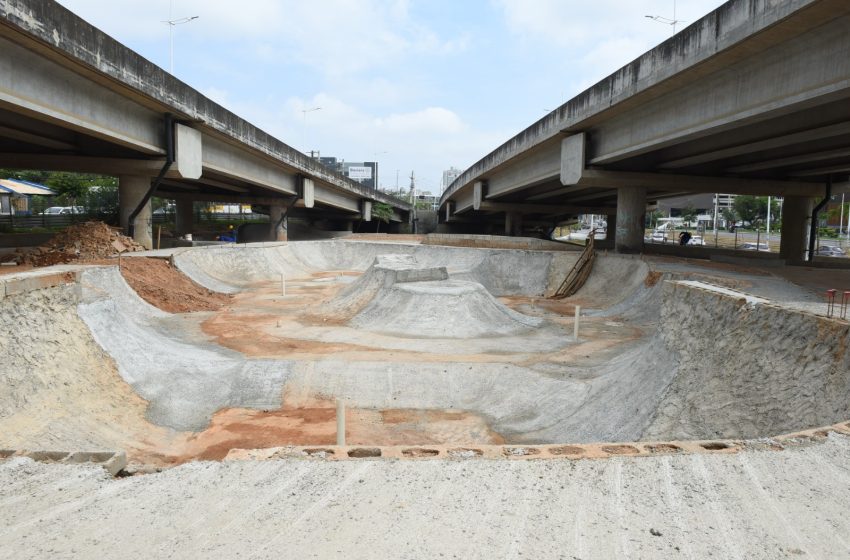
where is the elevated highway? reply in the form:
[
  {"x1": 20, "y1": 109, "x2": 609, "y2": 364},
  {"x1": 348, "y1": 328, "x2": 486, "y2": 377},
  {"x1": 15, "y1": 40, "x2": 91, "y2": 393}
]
[
  {"x1": 0, "y1": 0, "x2": 409, "y2": 247},
  {"x1": 440, "y1": 0, "x2": 850, "y2": 261}
]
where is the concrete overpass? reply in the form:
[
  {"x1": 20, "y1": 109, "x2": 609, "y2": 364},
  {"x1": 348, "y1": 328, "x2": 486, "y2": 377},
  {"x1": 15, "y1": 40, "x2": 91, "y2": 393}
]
[
  {"x1": 0, "y1": 0, "x2": 410, "y2": 248},
  {"x1": 439, "y1": 0, "x2": 850, "y2": 262}
]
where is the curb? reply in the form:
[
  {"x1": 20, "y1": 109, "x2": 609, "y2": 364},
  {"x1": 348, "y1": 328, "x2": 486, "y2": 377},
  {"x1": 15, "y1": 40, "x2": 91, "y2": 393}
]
[
  {"x1": 0, "y1": 450, "x2": 127, "y2": 476},
  {"x1": 223, "y1": 421, "x2": 850, "y2": 463}
]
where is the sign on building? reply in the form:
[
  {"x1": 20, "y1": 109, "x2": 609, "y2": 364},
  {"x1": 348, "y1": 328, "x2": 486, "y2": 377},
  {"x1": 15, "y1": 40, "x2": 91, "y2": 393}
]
[{"x1": 348, "y1": 166, "x2": 373, "y2": 180}]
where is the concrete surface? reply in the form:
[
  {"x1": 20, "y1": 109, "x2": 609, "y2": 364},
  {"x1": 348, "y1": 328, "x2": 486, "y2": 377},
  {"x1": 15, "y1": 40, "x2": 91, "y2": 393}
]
[
  {"x1": 1, "y1": 238, "x2": 850, "y2": 559},
  {"x1": 2, "y1": 434, "x2": 850, "y2": 558}
]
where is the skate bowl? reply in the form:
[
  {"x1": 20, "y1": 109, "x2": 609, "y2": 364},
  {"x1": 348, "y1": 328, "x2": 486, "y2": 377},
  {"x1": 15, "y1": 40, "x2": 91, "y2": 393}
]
[{"x1": 1, "y1": 239, "x2": 849, "y2": 466}]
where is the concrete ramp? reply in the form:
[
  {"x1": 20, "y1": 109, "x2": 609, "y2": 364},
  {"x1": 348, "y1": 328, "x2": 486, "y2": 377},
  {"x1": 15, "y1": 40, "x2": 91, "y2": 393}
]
[{"x1": 351, "y1": 280, "x2": 542, "y2": 338}]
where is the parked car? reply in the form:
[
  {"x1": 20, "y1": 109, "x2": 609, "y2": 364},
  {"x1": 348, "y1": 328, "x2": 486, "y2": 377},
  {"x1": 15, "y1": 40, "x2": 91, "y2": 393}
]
[
  {"x1": 687, "y1": 236, "x2": 706, "y2": 246},
  {"x1": 41, "y1": 206, "x2": 84, "y2": 215},
  {"x1": 648, "y1": 231, "x2": 668, "y2": 243},
  {"x1": 153, "y1": 203, "x2": 175, "y2": 216},
  {"x1": 816, "y1": 245, "x2": 847, "y2": 257},
  {"x1": 740, "y1": 242, "x2": 770, "y2": 252}
]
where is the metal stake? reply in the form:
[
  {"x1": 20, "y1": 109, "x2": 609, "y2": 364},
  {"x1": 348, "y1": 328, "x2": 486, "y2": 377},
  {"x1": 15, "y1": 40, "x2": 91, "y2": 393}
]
[
  {"x1": 336, "y1": 399, "x2": 346, "y2": 446},
  {"x1": 574, "y1": 305, "x2": 581, "y2": 340}
]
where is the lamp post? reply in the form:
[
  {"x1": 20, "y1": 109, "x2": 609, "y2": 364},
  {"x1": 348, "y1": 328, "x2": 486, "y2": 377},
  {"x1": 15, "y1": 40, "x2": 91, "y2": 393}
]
[
  {"x1": 645, "y1": 0, "x2": 684, "y2": 34},
  {"x1": 301, "y1": 107, "x2": 322, "y2": 154},
  {"x1": 373, "y1": 151, "x2": 388, "y2": 192},
  {"x1": 163, "y1": 1, "x2": 198, "y2": 74}
]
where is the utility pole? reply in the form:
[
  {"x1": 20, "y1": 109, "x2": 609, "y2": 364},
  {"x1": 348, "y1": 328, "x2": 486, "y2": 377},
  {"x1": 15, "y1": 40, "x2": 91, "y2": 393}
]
[
  {"x1": 645, "y1": 0, "x2": 685, "y2": 35},
  {"x1": 163, "y1": 1, "x2": 198, "y2": 74},
  {"x1": 766, "y1": 196, "x2": 772, "y2": 246},
  {"x1": 409, "y1": 171, "x2": 417, "y2": 234}
]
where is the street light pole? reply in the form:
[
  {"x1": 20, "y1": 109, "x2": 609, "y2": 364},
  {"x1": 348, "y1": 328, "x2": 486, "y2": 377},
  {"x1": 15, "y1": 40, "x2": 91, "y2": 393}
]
[
  {"x1": 645, "y1": 0, "x2": 684, "y2": 35},
  {"x1": 163, "y1": 1, "x2": 198, "y2": 75},
  {"x1": 373, "y1": 151, "x2": 388, "y2": 192},
  {"x1": 301, "y1": 107, "x2": 322, "y2": 154}
]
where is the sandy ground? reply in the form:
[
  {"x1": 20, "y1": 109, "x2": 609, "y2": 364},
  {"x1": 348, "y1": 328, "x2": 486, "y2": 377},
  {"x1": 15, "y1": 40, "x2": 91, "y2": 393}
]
[{"x1": 2, "y1": 434, "x2": 850, "y2": 559}]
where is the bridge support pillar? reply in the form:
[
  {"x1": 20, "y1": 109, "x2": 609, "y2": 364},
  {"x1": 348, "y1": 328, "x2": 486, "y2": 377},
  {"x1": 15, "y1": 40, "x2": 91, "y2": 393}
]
[
  {"x1": 615, "y1": 187, "x2": 646, "y2": 254},
  {"x1": 119, "y1": 175, "x2": 152, "y2": 249},
  {"x1": 605, "y1": 214, "x2": 616, "y2": 241},
  {"x1": 780, "y1": 196, "x2": 814, "y2": 263},
  {"x1": 269, "y1": 204, "x2": 288, "y2": 242},
  {"x1": 175, "y1": 200, "x2": 194, "y2": 237},
  {"x1": 505, "y1": 211, "x2": 523, "y2": 236}
]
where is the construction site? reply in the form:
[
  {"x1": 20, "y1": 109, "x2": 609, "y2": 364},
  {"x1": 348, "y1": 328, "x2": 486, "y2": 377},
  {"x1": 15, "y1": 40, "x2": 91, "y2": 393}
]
[
  {"x1": 0, "y1": 222, "x2": 849, "y2": 557},
  {"x1": 2, "y1": 0, "x2": 850, "y2": 557}
]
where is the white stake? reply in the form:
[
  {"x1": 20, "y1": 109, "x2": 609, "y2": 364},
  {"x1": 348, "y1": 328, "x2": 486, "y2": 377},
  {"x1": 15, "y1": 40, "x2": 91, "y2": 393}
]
[
  {"x1": 573, "y1": 305, "x2": 581, "y2": 340},
  {"x1": 336, "y1": 399, "x2": 346, "y2": 446},
  {"x1": 281, "y1": 274, "x2": 286, "y2": 296}
]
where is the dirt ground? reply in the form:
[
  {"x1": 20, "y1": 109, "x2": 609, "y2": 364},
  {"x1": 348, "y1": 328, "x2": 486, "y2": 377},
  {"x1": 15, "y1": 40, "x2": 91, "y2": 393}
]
[
  {"x1": 117, "y1": 257, "x2": 232, "y2": 313},
  {"x1": 139, "y1": 400, "x2": 504, "y2": 465}
]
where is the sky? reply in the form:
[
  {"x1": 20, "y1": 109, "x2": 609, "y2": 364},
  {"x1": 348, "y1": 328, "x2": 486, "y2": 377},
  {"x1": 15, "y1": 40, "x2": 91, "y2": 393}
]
[{"x1": 57, "y1": 0, "x2": 724, "y2": 195}]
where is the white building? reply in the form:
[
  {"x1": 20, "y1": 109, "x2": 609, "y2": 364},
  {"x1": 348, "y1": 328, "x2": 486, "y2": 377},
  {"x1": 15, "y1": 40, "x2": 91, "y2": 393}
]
[{"x1": 441, "y1": 167, "x2": 462, "y2": 191}]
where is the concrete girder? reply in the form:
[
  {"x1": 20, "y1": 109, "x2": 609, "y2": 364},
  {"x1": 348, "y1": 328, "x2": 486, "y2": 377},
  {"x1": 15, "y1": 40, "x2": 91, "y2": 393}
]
[
  {"x1": 0, "y1": 35, "x2": 165, "y2": 155},
  {"x1": 789, "y1": 165, "x2": 850, "y2": 178},
  {"x1": 0, "y1": 154, "x2": 170, "y2": 175},
  {"x1": 659, "y1": 122, "x2": 850, "y2": 170},
  {"x1": 588, "y1": 14, "x2": 850, "y2": 166},
  {"x1": 485, "y1": 140, "x2": 562, "y2": 200},
  {"x1": 475, "y1": 201, "x2": 616, "y2": 216},
  {"x1": 725, "y1": 147, "x2": 850, "y2": 174},
  {"x1": 201, "y1": 134, "x2": 297, "y2": 196},
  {"x1": 449, "y1": 188, "x2": 475, "y2": 215},
  {"x1": 0, "y1": 124, "x2": 75, "y2": 150}
]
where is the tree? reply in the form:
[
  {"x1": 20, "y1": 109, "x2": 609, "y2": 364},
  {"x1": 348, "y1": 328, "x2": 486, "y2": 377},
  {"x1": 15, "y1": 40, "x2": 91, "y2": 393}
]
[
  {"x1": 732, "y1": 195, "x2": 762, "y2": 225},
  {"x1": 371, "y1": 202, "x2": 393, "y2": 233},
  {"x1": 680, "y1": 205, "x2": 698, "y2": 227},
  {"x1": 721, "y1": 208, "x2": 737, "y2": 230},
  {"x1": 647, "y1": 209, "x2": 663, "y2": 229}
]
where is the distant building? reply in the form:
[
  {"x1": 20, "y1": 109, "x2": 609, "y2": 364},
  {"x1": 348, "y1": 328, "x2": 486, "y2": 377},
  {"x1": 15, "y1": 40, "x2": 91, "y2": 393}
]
[
  {"x1": 317, "y1": 156, "x2": 378, "y2": 190},
  {"x1": 0, "y1": 178, "x2": 55, "y2": 215},
  {"x1": 441, "y1": 167, "x2": 462, "y2": 191},
  {"x1": 415, "y1": 191, "x2": 440, "y2": 211}
]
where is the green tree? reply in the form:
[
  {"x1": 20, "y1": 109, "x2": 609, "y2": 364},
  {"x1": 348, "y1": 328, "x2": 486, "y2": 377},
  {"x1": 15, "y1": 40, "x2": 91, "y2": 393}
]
[
  {"x1": 371, "y1": 202, "x2": 393, "y2": 233},
  {"x1": 646, "y1": 209, "x2": 663, "y2": 229},
  {"x1": 732, "y1": 195, "x2": 762, "y2": 225},
  {"x1": 680, "y1": 205, "x2": 698, "y2": 227},
  {"x1": 721, "y1": 208, "x2": 738, "y2": 230}
]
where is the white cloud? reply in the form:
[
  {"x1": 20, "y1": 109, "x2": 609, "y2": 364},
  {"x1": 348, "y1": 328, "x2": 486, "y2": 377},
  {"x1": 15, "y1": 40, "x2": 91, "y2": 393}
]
[
  {"x1": 57, "y1": 0, "x2": 466, "y2": 78},
  {"x1": 496, "y1": 0, "x2": 723, "y2": 48},
  {"x1": 495, "y1": 0, "x2": 725, "y2": 98},
  {"x1": 231, "y1": 91, "x2": 506, "y2": 192}
]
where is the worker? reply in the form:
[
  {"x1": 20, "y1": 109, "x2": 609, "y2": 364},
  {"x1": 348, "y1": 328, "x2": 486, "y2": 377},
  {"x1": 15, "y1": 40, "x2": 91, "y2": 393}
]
[{"x1": 218, "y1": 224, "x2": 237, "y2": 243}]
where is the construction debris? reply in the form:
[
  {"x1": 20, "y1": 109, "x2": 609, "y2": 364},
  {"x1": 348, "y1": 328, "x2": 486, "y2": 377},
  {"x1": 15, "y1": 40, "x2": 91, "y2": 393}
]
[{"x1": 6, "y1": 221, "x2": 144, "y2": 267}]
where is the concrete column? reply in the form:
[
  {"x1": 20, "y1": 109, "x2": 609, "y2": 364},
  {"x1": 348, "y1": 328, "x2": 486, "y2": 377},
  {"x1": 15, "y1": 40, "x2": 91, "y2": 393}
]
[
  {"x1": 119, "y1": 175, "x2": 152, "y2": 249},
  {"x1": 269, "y1": 205, "x2": 287, "y2": 241},
  {"x1": 780, "y1": 195, "x2": 814, "y2": 263},
  {"x1": 615, "y1": 187, "x2": 646, "y2": 254},
  {"x1": 175, "y1": 199, "x2": 194, "y2": 236},
  {"x1": 505, "y1": 211, "x2": 522, "y2": 236},
  {"x1": 605, "y1": 214, "x2": 617, "y2": 243}
]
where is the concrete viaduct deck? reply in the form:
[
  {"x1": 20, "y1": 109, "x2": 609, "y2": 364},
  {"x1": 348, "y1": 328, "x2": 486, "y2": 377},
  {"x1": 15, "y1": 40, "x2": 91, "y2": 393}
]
[
  {"x1": 0, "y1": 0, "x2": 410, "y2": 248},
  {"x1": 439, "y1": 0, "x2": 850, "y2": 261}
]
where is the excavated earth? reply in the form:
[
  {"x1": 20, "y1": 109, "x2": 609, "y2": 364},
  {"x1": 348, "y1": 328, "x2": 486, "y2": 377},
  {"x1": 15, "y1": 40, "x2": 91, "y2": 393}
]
[
  {"x1": 2, "y1": 239, "x2": 850, "y2": 558},
  {"x1": 1, "y1": 239, "x2": 848, "y2": 460}
]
